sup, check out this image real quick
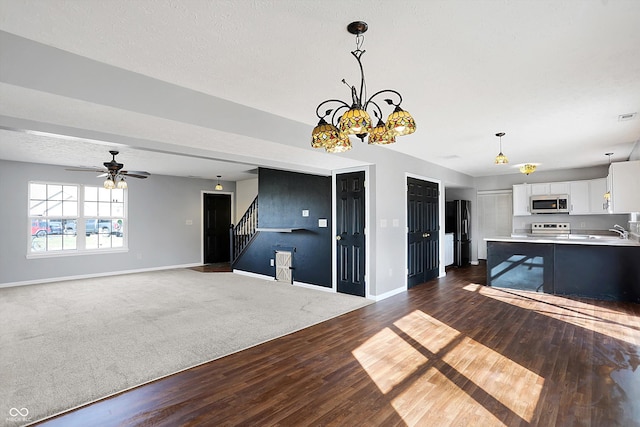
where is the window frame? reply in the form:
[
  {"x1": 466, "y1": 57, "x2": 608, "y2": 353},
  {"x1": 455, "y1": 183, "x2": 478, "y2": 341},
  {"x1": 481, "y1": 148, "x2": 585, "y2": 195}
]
[{"x1": 27, "y1": 181, "x2": 129, "y2": 258}]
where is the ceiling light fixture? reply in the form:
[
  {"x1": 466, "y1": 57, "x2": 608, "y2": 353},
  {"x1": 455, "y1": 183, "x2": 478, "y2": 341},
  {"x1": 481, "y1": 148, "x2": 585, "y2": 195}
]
[
  {"x1": 519, "y1": 164, "x2": 537, "y2": 175},
  {"x1": 103, "y1": 176, "x2": 116, "y2": 190},
  {"x1": 311, "y1": 21, "x2": 416, "y2": 153},
  {"x1": 494, "y1": 132, "x2": 508, "y2": 164},
  {"x1": 215, "y1": 175, "x2": 223, "y2": 191}
]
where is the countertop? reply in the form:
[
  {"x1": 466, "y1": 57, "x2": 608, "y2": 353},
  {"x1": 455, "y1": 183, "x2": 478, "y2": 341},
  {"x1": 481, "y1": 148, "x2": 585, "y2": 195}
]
[{"x1": 485, "y1": 234, "x2": 640, "y2": 247}]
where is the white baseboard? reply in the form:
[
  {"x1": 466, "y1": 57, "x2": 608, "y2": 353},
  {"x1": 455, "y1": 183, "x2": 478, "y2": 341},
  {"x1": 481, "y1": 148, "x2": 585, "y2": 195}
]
[
  {"x1": 232, "y1": 269, "x2": 336, "y2": 293},
  {"x1": 471, "y1": 260, "x2": 480, "y2": 265},
  {"x1": 371, "y1": 286, "x2": 405, "y2": 301},
  {"x1": 0, "y1": 263, "x2": 202, "y2": 289}
]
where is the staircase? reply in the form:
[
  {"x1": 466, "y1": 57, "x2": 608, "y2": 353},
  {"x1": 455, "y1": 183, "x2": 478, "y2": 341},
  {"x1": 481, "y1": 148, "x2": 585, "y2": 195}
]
[{"x1": 231, "y1": 196, "x2": 258, "y2": 264}]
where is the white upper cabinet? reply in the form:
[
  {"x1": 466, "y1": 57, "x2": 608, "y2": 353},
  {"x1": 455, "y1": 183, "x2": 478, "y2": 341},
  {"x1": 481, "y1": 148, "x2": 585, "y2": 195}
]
[
  {"x1": 530, "y1": 182, "x2": 570, "y2": 196},
  {"x1": 609, "y1": 161, "x2": 640, "y2": 213},
  {"x1": 512, "y1": 184, "x2": 531, "y2": 216},
  {"x1": 569, "y1": 181, "x2": 590, "y2": 214},
  {"x1": 589, "y1": 178, "x2": 608, "y2": 214},
  {"x1": 514, "y1": 177, "x2": 617, "y2": 217}
]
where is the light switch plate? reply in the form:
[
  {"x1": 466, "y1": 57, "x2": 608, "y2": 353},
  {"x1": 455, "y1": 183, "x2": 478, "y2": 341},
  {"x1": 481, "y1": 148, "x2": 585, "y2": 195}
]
[
  {"x1": 302, "y1": 210, "x2": 309, "y2": 217},
  {"x1": 318, "y1": 218, "x2": 328, "y2": 228}
]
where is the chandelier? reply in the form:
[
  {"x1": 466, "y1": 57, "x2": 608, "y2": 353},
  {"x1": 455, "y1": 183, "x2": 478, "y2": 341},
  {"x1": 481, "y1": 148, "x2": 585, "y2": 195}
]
[
  {"x1": 494, "y1": 132, "x2": 508, "y2": 164},
  {"x1": 311, "y1": 21, "x2": 416, "y2": 153},
  {"x1": 519, "y1": 164, "x2": 537, "y2": 175}
]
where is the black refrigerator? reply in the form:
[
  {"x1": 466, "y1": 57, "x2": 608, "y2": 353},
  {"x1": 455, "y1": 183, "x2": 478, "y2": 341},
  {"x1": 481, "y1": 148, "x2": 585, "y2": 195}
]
[{"x1": 445, "y1": 200, "x2": 471, "y2": 267}]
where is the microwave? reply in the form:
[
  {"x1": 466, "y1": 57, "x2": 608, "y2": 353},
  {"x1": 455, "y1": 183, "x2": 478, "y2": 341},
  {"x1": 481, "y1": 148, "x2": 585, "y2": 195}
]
[{"x1": 530, "y1": 195, "x2": 570, "y2": 214}]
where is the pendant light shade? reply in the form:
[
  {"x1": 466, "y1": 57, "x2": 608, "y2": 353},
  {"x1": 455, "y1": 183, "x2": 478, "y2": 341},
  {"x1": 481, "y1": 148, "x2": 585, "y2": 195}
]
[
  {"x1": 386, "y1": 106, "x2": 416, "y2": 136},
  {"x1": 325, "y1": 134, "x2": 352, "y2": 153},
  {"x1": 103, "y1": 177, "x2": 115, "y2": 189},
  {"x1": 311, "y1": 119, "x2": 342, "y2": 149},
  {"x1": 215, "y1": 175, "x2": 223, "y2": 191},
  {"x1": 368, "y1": 119, "x2": 396, "y2": 145},
  {"x1": 339, "y1": 107, "x2": 372, "y2": 135},
  {"x1": 494, "y1": 132, "x2": 508, "y2": 164}
]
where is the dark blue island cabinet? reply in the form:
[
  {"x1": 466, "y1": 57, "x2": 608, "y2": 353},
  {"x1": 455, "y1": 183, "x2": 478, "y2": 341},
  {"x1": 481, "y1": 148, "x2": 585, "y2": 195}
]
[{"x1": 486, "y1": 240, "x2": 640, "y2": 303}]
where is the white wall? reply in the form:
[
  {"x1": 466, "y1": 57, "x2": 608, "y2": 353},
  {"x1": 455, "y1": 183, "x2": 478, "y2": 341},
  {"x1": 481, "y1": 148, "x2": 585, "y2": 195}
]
[
  {"x1": 235, "y1": 178, "x2": 259, "y2": 223},
  {"x1": 0, "y1": 159, "x2": 231, "y2": 286}
]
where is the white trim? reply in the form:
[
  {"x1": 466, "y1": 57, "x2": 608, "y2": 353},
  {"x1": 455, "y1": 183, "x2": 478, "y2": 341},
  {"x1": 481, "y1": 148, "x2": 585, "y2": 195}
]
[
  {"x1": 372, "y1": 286, "x2": 405, "y2": 301},
  {"x1": 26, "y1": 247, "x2": 129, "y2": 259},
  {"x1": 470, "y1": 260, "x2": 480, "y2": 265},
  {"x1": 478, "y1": 189, "x2": 513, "y2": 195},
  {"x1": 0, "y1": 262, "x2": 201, "y2": 289},
  {"x1": 293, "y1": 281, "x2": 335, "y2": 293},
  {"x1": 232, "y1": 269, "x2": 275, "y2": 281},
  {"x1": 404, "y1": 173, "x2": 445, "y2": 289}
]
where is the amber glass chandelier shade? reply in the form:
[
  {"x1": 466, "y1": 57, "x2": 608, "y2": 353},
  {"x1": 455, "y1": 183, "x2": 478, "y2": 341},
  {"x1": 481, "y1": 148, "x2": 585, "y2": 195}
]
[
  {"x1": 386, "y1": 107, "x2": 416, "y2": 136},
  {"x1": 368, "y1": 120, "x2": 396, "y2": 145},
  {"x1": 339, "y1": 108, "x2": 372, "y2": 135},
  {"x1": 325, "y1": 133, "x2": 352, "y2": 153},
  {"x1": 519, "y1": 164, "x2": 536, "y2": 175},
  {"x1": 311, "y1": 120, "x2": 343, "y2": 149},
  {"x1": 495, "y1": 153, "x2": 509, "y2": 164}
]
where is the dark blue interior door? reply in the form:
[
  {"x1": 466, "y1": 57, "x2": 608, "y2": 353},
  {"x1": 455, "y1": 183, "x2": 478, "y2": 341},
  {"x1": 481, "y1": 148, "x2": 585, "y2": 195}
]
[
  {"x1": 336, "y1": 171, "x2": 366, "y2": 297},
  {"x1": 204, "y1": 193, "x2": 231, "y2": 264},
  {"x1": 407, "y1": 177, "x2": 440, "y2": 288}
]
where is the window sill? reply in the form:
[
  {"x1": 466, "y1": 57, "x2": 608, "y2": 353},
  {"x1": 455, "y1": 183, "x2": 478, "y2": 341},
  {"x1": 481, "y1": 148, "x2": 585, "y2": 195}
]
[{"x1": 26, "y1": 248, "x2": 129, "y2": 259}]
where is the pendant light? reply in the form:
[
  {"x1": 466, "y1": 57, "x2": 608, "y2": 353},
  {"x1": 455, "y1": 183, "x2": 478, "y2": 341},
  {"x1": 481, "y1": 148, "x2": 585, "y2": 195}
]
[
  {"x1": 311, "y1": 21, "x2": 415, "y2": 152},
  {"x1": 494, "y1": 132, "x2": 508, "y2": 164},
  {"x1": 215, "y1": 175, "x2": 223, "y2": 191}
]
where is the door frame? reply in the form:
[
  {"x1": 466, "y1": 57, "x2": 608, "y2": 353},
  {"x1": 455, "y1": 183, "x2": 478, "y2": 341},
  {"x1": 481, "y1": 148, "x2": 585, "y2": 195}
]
[
  {"x1": 332, "y1": 166, "x2": 371, "y2": 298},
  {"x1": 404, "y1": 172, "x2": 445, "y2": 290},
  {"x1": 200, "y1": 190, "x2": 234, "y2": 265}
]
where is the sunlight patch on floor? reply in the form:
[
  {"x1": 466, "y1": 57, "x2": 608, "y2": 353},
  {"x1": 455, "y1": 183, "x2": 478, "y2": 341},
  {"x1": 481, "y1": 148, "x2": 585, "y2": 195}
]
[
  {"x1": 464, "y1": 283, "x2": 640, "y2": 345},
  {"x1": 352, "y1": 309, "x2": 543, "y2": 424}
]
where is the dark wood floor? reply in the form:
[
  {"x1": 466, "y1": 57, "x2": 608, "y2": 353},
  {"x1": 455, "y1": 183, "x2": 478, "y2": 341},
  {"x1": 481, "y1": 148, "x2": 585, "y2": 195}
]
[{"x1": 37, "y1": 263, "x2": 640, "y2": 426}]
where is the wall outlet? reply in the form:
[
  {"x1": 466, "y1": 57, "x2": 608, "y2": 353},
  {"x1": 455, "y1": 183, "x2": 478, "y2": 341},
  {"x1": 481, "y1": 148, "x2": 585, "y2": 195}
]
[
  {"x1": 302, "y1": 209, "x2": 309, "y2": 217},
  {"x1": 270, "y1": 259, "x2": 274, "y2": 266}
]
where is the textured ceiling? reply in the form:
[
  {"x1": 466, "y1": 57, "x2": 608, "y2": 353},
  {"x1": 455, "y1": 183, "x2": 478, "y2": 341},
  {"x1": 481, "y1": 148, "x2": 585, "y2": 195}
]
[{"x1": 0, "y1": 0, "x2": 639, "y2": 181}]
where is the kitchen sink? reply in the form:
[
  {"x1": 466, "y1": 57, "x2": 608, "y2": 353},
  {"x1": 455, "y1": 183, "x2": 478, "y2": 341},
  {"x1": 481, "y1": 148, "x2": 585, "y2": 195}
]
[{"x1": 568, "y1": 234, "x2": 622, "y2": 241}]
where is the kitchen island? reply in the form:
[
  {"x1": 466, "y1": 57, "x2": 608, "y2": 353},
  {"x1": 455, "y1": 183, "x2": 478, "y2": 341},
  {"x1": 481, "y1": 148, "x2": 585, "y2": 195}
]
[{"x1": 485, "y1": 235, "x2": 640, "y2": 303}]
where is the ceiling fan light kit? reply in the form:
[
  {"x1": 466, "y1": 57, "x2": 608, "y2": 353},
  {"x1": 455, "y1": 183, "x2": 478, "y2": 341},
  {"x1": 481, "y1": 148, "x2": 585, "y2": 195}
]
[
  {"x1": 311, "y1": 21, "x2": 416, "y2": 153},
  {"x1": 66, "y1": 150, "x2": 150, "y2": 189}
]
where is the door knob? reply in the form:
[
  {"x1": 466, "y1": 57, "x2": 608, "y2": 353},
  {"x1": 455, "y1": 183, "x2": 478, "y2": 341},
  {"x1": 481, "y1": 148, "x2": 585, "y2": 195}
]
[
  {"x1": 423, "y1": 233, "x2": 430, "y2": 238},
  {"x1": 336, "y1": 235, "x2": 342, "y2": 240}
]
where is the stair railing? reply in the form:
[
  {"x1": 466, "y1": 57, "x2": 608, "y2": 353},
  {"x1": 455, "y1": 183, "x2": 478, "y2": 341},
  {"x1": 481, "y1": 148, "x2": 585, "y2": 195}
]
[{"x1": 231, "y1": 196, "x2": 258, "y2": 263}]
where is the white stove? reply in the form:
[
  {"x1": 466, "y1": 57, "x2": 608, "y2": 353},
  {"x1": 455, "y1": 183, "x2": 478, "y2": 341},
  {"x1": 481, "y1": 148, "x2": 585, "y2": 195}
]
[{"x1": 531, "y1": 222, "x2": 571, "y2": 236}]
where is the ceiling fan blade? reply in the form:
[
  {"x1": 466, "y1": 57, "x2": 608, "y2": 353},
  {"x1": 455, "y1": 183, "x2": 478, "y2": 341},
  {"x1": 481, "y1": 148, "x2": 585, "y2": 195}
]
[
  {"x1": 121, "y1": 171, "x2": 150, "y2": 178},
  {"x1": 96, "y1": 173, "x2": 108, "y2": 178},
  {"x1": 65, "y1": 167, "x2": 107, "y2": 173}
]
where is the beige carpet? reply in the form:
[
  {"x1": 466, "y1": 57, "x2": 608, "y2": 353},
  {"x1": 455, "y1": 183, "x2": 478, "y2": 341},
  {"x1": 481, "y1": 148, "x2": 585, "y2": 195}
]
[{"x1": 0, "y1": 269, "x2": 372, "y2": 426}]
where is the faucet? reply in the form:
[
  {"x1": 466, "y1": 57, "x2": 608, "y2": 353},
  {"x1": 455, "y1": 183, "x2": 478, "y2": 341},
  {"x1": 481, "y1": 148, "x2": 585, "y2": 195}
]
[{"x1": 609, "y1": 224, "x2": 629, "y2": 239}]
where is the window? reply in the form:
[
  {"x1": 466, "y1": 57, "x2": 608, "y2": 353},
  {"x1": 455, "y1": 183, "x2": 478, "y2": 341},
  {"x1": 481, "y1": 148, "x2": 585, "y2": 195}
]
[{"x1": 28, "y1": 182, "x2": 127, "y2": 255}]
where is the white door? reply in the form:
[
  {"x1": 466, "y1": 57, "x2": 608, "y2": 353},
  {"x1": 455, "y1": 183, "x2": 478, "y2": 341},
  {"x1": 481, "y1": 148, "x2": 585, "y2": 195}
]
[
  {"x1": 477, "y1": 191, "x2": 513, "y2": 259},
  {"x1": 275, "y1": 251, "x2": 292, "y2": 283}
]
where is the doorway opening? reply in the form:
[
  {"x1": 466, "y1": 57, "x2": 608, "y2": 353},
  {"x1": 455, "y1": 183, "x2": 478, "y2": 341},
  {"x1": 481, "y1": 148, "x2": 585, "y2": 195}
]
[{"x1": 203, "y1": 193, "x2": 232, "y2": 264}]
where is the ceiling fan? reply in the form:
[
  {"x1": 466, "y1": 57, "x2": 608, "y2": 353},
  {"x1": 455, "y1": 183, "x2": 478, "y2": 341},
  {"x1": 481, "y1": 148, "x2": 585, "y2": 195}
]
[{"x1": 66, "y1": 150, "x2": 150, "y2": 189}]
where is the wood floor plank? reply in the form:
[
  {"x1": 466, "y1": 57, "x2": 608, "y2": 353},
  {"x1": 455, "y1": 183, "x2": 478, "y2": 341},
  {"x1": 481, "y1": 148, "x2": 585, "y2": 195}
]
[{"x1": 35, "y1": 263, "x2": 640, "y2": 426}]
